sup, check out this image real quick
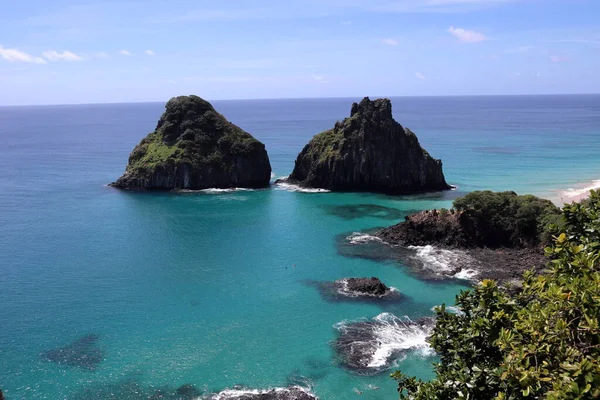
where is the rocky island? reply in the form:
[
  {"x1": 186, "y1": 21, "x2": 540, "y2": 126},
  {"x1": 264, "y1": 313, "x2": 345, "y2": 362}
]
[
  {"x1": 377, "y1": 191, "x2": 562, "y2": 284},
  {"x1": 111, "y1": 95, "x2": 271, "y2": 190},
  {"x1": 278, "y1": 97, "x2": 451, "y2": 194}
]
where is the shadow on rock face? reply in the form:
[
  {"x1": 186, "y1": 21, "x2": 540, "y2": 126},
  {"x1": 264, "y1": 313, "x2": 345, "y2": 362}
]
[
  {"x1": 320, "y1": 204, "x2": 413, "y2": 221},
  {"x1": 337, "y1": 232, "x2": 477, "y2": 285},
  {"x1": 70, "y1": 376, "x2": 201, "y2": 400},
  {"x1": 333, "y1": 314, "x2": 436, "y2": 375},
  {"x1": 41, "y1": 334, "x2": 105, "y2": 371}
]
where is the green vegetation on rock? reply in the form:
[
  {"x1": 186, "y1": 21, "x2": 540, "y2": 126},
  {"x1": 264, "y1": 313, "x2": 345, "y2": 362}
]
[
  {"x1": 284, "y1": 97, "x2": 450, "y2": 194},
  {"x1": 112, "y1": 95, "x2": 271, "y2": 190},
  {"x1": 452, "y1": 190, "x2": 562, "y2": 247},
  {"x1": 392, "y1": 191, "x2": 600, "y2": 399}
]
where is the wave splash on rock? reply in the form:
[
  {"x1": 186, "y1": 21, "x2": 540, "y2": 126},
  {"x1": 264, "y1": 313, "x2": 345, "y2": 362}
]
[
  {"x1": 333, "y1": 313, "x2": 435, "y2": 374},
  {"x1": 274, "y1": 180, "x2": 331, "y2": 193},
  {"x1": 338, "y1": 232, "x2": 478, "y2": 282},
  {"x1": 209, "y1": 385, "x2": 318, "y2": 400},
  {"x1": 408, "y1": 245, "x2": 479, "y2": 281}
]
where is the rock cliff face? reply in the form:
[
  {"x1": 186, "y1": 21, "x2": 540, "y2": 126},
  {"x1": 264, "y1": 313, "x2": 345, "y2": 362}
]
[
  {"x1": 283, "y1": 97, "x2": 450, "y2": 194},
  {"x1": 111, "y1": 95, "x2": 271, "y2": 190}
]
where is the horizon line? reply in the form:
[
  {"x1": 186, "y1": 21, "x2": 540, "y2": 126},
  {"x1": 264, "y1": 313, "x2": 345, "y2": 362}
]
[{"x1": 1, "y1": 92, "x2": 599, "y2": 108}]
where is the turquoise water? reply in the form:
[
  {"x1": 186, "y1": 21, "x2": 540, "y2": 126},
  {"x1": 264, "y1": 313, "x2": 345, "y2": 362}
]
[{"x1": 1, "y1": 95, "x2": 599, "y2": 399}]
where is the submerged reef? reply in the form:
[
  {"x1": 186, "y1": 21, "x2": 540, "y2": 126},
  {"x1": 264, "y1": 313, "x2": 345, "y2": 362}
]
[{"x1": 40, "y1": 334, "x2": 104, "y2": 371}]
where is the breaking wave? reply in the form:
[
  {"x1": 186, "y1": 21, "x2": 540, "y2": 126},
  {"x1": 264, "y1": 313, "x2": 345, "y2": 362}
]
[
  {"x1": 208, "y1": 385, "x2": 318, "y2": 400},
  {"x1": 345, "y1": 232, "x2": 384, "y2": 245},
  {"x1": 408, "y1": 245, "x2": 478, "y2": 281},
  {"x1": 333, "y1": 313, "x2": 435, "y2": 374},
  {"x1": 274, "y1": 181, "x2": 330, "y2": 193}
]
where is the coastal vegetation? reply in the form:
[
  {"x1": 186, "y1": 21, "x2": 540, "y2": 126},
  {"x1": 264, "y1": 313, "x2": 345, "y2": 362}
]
[{"x1": 392, "y1": 191, "x2": 600, "y2": 399}]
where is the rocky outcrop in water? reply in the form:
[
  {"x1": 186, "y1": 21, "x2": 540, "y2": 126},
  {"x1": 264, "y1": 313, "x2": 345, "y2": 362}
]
[
  {"x1": 111, "y1": 95, "x2": 271, "y2": 190},
  {"x1": 279, "y1": 97, "x2": 450, "y2": 194},
  {"x1": 306, "y1": 276, "x2": 402, "y2": 303},
  {"x1": 334, "y1": 313, "x2": 435, "y2": 374},
  {"x1": 374, "y1": 191, "x2": 561, "y2": 285},
  {"x1": 210, "y1": 386, "x2": 318, "y2": 400},
  {"x1": 343, "y1": 277, "x2": 393, "y2": 297}
]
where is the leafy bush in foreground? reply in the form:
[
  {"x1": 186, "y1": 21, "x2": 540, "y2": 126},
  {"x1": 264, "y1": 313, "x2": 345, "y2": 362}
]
[{"x1": 393, "y1": 191, "x2": 600, "y2": 399}]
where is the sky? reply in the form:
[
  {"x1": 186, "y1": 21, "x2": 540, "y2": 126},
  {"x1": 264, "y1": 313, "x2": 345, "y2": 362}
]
[{"x1": 1, "y1": 0, "x2": 599, "y2": 105}]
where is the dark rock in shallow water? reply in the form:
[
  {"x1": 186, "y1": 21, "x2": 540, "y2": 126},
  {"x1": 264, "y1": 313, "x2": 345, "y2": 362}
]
[
  {"x1": 71, "y1": 376, "x2": 202, "y2": 399},
  {"x1": 111, "y1": 95, "x2": 272, "y2": 190},
  {"x1": 280, "y1": 97, "x2": 450, "y2": 194},
  {"x1": 320, "y1": 203, "x2": 410, "y2": 220},
  {"x1": 306, "y1": 277, "x2": 402, "y2": 304},
  {"x1": 333, "y1": 313, "x2": 435, "y2": 375},
  {"x1": 209, "y1": 386, "x2": 318, "y2": 400},
  {"x1": 40, "y1": 334, "x2": 104, "y2": 371},
  {"x1": 344, "y1": 277, "x2": 391, "y2": 297}
]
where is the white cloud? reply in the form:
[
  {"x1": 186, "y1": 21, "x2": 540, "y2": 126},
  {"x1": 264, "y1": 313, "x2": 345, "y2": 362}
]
[
  {"x1": 415, "y1": 72, "x2": 426, "y2": 81},
  {"x1": 550, "y1": 55, "x2": 569, "y2": 63},
  {"x1": 145, "y1": 50, "x2": 155, "y2": 56},
  {"x1": 341, "y1": 20, "x2": 352, "y2": 25},
  {"x1": 119, "y1": 50, "x2": 132, "y2": 56},
  {"x1": 382, "y1": 38, "x2": 399, "y2": 46},
  {"x1": 448, "y1": 26, "x2": 486, "y2": 43},
  {"x1": 0, "y1": 45, "x2": 47, "y2": 64},
  {"x1": 42, "y1": 50, "x2": 82, "y2": 61},
  {"x1": 311, "y1": 74, "x2": 327, "y2": 83}
]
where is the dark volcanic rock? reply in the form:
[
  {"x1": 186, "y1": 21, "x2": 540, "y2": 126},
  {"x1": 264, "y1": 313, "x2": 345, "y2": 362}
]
[
  {"x1": 209, "y1": 386, "x2": 318, "y2": 399},
  {"x1": 41, "y1": 334, "x2": 104, "y2": 371},
  {"x1": 280, "y1": 97, "x2": 450, "y2": 194},
  {"x1": 374, "y1": 192, "x2": 559, "y2": 284},
  {"x1": 334, "y1": 314, "x2": 435, "y2": 374},
  {"x1": 344, "y1": 277, "x2": 391, "y2": 297},
  {"x1": 306, "y1": 276, "x2": 403, "y2": 304},
  {"x1": 111, "y1": 95, "x2": 271, "y2": 190}
]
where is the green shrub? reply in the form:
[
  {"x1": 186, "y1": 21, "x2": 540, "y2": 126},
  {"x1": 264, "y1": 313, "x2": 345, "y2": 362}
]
[{"x1": 392, "y1": 190, "x2": 600, "y2": 399}]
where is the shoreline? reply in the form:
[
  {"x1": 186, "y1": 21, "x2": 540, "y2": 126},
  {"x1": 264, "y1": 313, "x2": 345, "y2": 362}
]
[{"x1": 552, "y1": 178, "x2": 600, "y2": 204}]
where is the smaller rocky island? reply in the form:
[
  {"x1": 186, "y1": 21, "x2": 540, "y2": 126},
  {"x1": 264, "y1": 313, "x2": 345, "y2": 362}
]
[
  {"x1": 308, "y1": 277, "x2": 401, "y2": 303},
  {"x1": 339, "y1": 277, "x2": 396, "y2": 298},
  {"x1": 377, "y1": 191, "x2": 561, "y2": 285},
  {"x1": 111, "y1": 95, "x2": 271, "y2": 190},
  {"x1": 278, "y1": 97, "x2": 451, "y2": 194}
]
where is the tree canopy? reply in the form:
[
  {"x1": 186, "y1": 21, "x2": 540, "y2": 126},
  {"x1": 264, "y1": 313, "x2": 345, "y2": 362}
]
[{"x1": 393, "y1": 191, "x2": 600, "y2": 399}]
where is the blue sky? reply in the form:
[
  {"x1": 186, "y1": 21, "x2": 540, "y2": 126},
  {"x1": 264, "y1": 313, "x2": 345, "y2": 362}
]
[{"x1": 1, "y1": 0, "x2": 599, "y2": 105}]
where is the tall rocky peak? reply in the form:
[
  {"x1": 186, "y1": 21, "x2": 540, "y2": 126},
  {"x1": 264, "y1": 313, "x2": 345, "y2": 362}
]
[
  {"x1": 282, "y1": 97, "x2": 451, "y2": 194},
  {"x1": 350, "y1": 97, "x2": 393, "y2": 119},
  {"x1": 110, "y1": 95, "x2": 272, "y2": 190}
]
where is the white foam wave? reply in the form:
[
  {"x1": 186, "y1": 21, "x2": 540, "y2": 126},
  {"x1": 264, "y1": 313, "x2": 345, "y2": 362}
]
[
  {"x1": 562, "y1": 179, "x2": 600, "y2": 198},
  {"x1": 335, "y1": 313, "x2": 434, "y2": 369},
  {"x1": 274, "y1": 181, "x2": 330, "y2": 193},
  {"x1": 367, "y1": 313, "x2": 434, "y2": 368},
  {"x1": 210, "y1": 386, "x2": 317, "y2": 400},
  {"x1": 453, "y1": 268, "x2": 479, "y2": 280},
  {"x1": 346, "y1": 232, "x2": 383, "y2": 245},
  {"x1": 408, "y1": 245, "x2": 477, "y2": 280}
]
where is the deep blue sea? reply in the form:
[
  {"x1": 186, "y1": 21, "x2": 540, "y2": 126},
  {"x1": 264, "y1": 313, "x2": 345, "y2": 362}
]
[{"x1": 1, "y1": 95, "x2": 600, "y2": 399}]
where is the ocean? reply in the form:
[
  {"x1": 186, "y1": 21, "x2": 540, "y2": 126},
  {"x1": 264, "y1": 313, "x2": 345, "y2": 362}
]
[{"x1": 1, "y1": 95, "x2": 599, "y2": 399}]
